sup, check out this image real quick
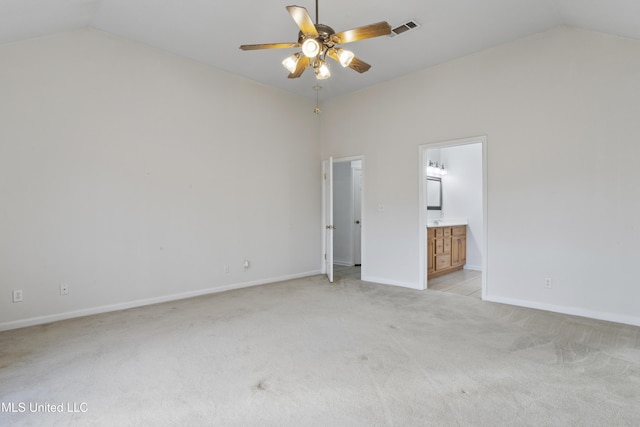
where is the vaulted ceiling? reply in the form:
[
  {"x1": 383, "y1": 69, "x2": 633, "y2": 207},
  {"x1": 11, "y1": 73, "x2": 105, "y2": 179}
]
[{"x1": 2, "y1": 0, "x2": 639, "y2": 99}]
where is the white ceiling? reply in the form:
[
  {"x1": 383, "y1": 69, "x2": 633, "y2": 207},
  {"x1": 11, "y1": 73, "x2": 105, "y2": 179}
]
[{"x1": 2, "y1": 0, "x2": 639, "y2": 99}]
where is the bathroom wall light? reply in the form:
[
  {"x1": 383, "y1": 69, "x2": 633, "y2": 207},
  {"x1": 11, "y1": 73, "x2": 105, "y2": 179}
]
[{"x1": 427, "y1": 161, "x2": 447, "y2": 177}]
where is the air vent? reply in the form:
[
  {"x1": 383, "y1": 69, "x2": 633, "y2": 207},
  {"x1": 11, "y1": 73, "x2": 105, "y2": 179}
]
[{"x1": 389, "y1": 20, "x2": 420, "y2": 38}]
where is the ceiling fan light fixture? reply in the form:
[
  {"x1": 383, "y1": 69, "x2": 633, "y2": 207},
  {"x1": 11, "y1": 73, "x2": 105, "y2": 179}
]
[
  {"x1": 301, "y1": 38, "x2": 321, "y2": 58},
  {"x1": 336, "y1": 48, "x2": 355, "y2": 67},
  {"x1": 240, "y1": 4, "x2": 391, "y2": 80},
  {"x1": 282, "y1": 53, "x2": 301, "y2": 73},
  {"x1": 315, "y1": 61, "x2": 331, "y2": 79}
]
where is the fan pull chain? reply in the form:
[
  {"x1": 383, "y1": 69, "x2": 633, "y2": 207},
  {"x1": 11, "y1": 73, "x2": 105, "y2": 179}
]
[{"x1": 313, "y1": 85, "x2": 322, "y2": 114}]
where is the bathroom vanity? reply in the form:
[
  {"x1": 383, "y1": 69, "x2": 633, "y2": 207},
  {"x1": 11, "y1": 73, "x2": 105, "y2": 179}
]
[{"x1": 427, "y1": 222, "x2": 467, "y2": 278}]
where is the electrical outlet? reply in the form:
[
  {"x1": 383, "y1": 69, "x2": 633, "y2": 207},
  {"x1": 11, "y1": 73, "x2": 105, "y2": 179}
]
[
  {"x1": 544, "y1": 278, "x2": 552, "y2": 289},
  {"x1": 224, "y1": 265, "x2": 230, "y2": 274},
  {"x1": 243, "y1": 260, "x2": 250, "y2": 270},
  {"x1": 60, "y1": 284, "x2": 69, "y2": 296},
  {"x1": 12, "y1": 289, "x2": 23, "y2": 303}
]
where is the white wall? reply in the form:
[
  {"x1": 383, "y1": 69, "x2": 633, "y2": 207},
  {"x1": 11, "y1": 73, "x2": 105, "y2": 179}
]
[
  {"x1": 333, "y1": 161, "x2": 353, "y2": 265},
  {"x1": 0, "y1": 29, "x2": 321, "y2": 330},
  {"x1": 320, "y1": 27, "x2": 640, "y2": 326},
  {"x1": 440, "y1": 144, "x2": 483, "y2": 269}
]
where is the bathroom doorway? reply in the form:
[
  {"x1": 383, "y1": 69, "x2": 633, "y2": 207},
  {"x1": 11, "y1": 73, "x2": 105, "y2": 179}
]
[{"x1": 418, "y1": 136, "x2": 487, "y2": 297}]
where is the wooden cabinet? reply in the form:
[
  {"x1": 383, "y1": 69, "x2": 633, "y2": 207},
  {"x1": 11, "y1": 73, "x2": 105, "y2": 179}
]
[
  {"x1": 427, "y1": 228, "x2": 435, "y2": 272},
  {"x1": 451, "y1": 226, "x2": 466, "y2": 268},
  {"x1": 427, "y1": 225, "x2": 466, "y2": 278}
]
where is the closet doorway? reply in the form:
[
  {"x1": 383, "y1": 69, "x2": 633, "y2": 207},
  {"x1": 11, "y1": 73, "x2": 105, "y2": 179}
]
[{"x1": 332, "y1": 157, "x2": 364, "y2": 281}]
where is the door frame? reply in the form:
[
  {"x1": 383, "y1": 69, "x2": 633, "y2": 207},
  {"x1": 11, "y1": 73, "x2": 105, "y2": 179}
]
[
  {"x1": 418, "y1": 136, "x2": 488, "y2": 298},
  {"x1": 321, "y1": 155, "x2": 365, "y2": 279},
  {"x1": 322, "y1": 157, "x2": 334, "y2": 282}
]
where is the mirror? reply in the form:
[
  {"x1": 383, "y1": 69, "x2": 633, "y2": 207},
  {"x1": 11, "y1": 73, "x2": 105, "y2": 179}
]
[{"x1": 427, "y1": 177, "x2": 442, "y2": 210}]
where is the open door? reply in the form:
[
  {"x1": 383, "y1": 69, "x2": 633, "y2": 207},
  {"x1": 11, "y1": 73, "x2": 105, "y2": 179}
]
[
  {"x1": 353, "y1": 166, "x2": 362, "y2": 266},
  {"x1": 323, "y1": 157, "x2": 334, "y2": 282}
]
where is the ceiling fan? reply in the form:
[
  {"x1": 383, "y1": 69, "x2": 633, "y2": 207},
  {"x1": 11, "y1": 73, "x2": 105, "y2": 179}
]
[{"x1": 239, "y1": 1, "x2": 391, "y2": 80}]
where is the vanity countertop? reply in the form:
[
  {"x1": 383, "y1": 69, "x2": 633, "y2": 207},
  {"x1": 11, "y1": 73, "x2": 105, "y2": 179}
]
[{"x1": 427, "y1": 219, "x2": 468, "y2": 227}]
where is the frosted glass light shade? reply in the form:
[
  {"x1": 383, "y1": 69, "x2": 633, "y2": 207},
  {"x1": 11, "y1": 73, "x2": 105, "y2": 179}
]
[
  {"x1": 282, "y1": 53, "x2": 300, "y2": 73},
  {"x1": 316, "y1": 62, "x2": 331, "y2": 79},
  {"x1": 301, "y1": 39, "x2": 321, "y2": 58},
  {"x1": 337, "y1": 48, "x2": 354, "y2": 67}
]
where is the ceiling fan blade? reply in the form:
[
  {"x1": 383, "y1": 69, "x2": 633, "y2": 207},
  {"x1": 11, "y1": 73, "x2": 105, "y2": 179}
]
[
  {"x1": 288, "y1": 55, "x2": 310, "y2": 78},
  {"x1": 331, "y1": 21, "x2": 391, "y2": 44},
  {"x1": 240, "y1": 42, "x2": 300, "y2": 51},
  {"x1": 326, "y1": 48, "x2": 340, "y2": 62},
  {"x1": 347, "y1": 57, "x2": 371, "y2": 73},
  {"x1": 286, "y1": 5, "x2": 319, "y2": 36},
  {"x1": 327, "y1": 49, "x2": 371, "y2": 73}
]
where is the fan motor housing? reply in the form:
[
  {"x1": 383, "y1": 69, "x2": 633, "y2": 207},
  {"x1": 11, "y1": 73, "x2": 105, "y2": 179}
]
[{"x1": 298, "y1": 24, "x2": 335, "y2": 46}]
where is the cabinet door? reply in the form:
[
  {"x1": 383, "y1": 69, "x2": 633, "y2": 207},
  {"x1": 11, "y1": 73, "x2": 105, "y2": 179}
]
[
  {"x1": 444, "y1": 237, "x2": 451, "y2": 253},
  {"x1": 459, "y1": 237, "x2": 466, "y2": 264},
  {"x1": 427, "y1": 228, "x2": 436, "y2": 239},
  {"x1": 451, "y1": 237, "x2": 466, "y2": 267},
  {"x1": 435, "y1": 238, "x2": 445, "y2": 254},
  {"x1": 451, "y1": 237, "x2": 460, "y2": 265},
  {"x1": 427, "y1": 239, "x2": 434, "y2": 273}
]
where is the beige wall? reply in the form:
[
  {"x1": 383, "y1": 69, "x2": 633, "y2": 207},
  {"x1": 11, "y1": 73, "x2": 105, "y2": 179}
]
[
  {"x1": 321, "y1": 27, "x2": 640, "y2": 325},
  {"x1": 0, "y1": 29, "x2": 321, "y2": 329},
  {"x1": 3, "y1": 26, "x2": 639, "y2": 329}
]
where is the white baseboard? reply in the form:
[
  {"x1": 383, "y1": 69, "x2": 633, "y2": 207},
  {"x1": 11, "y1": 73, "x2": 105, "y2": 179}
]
[
  {"x1": 485, "y1": 295, "x2": 640, "y2": 327},
  {"x1": 463, "y1": 265, "x2": 482, "y2": 271},
  {"x1": 361, "y1": 275, "x2": 422, "y2": 290},
  {"x1": 333, "y1": 260, "x2": 354, "y2": 267},
  {"x1": 0, "y1": 270, "x2": 321, "y2": 332}
]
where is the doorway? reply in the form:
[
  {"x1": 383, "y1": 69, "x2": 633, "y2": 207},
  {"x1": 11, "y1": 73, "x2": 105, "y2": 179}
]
[
  {"x1": 323, "y1": 156, "x2": 364, "y2": 282},
  {"x1": 418, "y1": 137, "x2": 487, "y2": 298}
]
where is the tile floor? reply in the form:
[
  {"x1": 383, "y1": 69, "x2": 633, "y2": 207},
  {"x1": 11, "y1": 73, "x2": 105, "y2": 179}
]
[
  {"x1": 427, "y1": 268, "x2": 482, "y2": 299},
  {"x1": 333, "y1": 265, "x2": 482, "y2": 299}
]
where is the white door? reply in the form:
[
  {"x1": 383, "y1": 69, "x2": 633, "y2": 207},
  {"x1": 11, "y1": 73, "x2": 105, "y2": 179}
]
[
  {"x1": 353, "y1": 167, "x2": 362, "y2": 266},
  {"x1": 323, "y1": 157, "x2": 334, "y2": 282}
]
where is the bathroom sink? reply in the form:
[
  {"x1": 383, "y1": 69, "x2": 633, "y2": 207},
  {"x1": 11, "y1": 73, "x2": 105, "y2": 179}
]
[{"x1": 427, "y1": 219, "x2": 468, "y2": 227}]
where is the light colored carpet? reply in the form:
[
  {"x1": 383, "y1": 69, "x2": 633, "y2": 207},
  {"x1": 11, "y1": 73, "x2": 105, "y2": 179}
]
[{"x1": 1, "y1": 275, "x2": 639, "y2": 426}]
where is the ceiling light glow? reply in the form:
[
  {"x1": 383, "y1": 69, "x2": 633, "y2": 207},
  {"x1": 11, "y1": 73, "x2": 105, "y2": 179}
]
[
  {"x1": 282, "y1": 53, "x2": 300, "y2": 73},
  {"x1": 336, "y1": 48, "x2": 354, "y2": 67},
  {"x1": 301, "y1": 38, "x2": 321, "y2": 58},
  {"x1": 316, "y1": 61, "x2": 331, "y2": 79}
]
